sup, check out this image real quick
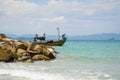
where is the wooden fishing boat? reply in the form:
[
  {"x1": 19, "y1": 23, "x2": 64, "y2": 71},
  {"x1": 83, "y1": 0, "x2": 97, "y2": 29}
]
[
  {"x1": 34, "y1": 34, "x2": 67, "y2": 46},
  {"x1": 37, "y1": 38, "x2": 66, "y2": 46}
]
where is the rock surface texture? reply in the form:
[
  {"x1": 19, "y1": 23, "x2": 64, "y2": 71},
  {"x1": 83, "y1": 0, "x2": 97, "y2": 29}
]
[{"x1": 0, "y1": 34, "x2": 57, "y2": 63}]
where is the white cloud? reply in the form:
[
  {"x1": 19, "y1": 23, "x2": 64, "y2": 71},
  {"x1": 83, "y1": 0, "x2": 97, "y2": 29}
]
[
  {"x1": 48, "y1": 0, "x2": 64, "y2": 6},
  {"x1": 1, "y1": 0, "x2": 119, "y2": 17},
  {"x1": 34, "y1": 16, "x2": 65, "y2": 23},
  {"x1": 52, "y1": 0, "x2": 120, "y2": 16},
  {"x1": 52, "y1": 16, "x2": 64, "y2": 22},
  {"x1": 48, "y1": 0, "x2": 58, "y2": 6},
  {"x1": 84, "y1": 8, "x2": 96, "y2": 16},
  {"x1": 0, "y1": 0, "x2": 120, "y2": 35},
  {"x1": 0, "y1": 0, "x2": 39, "y2": 16}
]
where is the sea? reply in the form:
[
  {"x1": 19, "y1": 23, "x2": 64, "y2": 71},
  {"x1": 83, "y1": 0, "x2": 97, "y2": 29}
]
[{"x1": 0, "y1": 40, "x2": 120, "y2": 80}]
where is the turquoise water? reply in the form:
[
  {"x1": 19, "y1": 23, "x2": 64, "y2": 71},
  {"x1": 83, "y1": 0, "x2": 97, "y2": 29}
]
[
  {"x1": 0, "y1": 40, "x2": 120, "y2": 80},
  {"x1": 55, "y1": 40, "x2": 120, "y2": 63},
  {"x1": 55, "y1": 40, "x2": 120, "y2": 79}
]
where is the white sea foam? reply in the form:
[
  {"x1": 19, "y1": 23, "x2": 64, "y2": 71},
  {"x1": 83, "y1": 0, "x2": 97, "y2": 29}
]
[
  {"x1": 0, "y1": 67, "x2": 116, "y2": 80},
  {"x1": 0, "y1": 63, "x2": 114, "y2": 80},
  {"x1": 0, "y1": 69, "x2": 65, "y2": 80},
  {"x1": 0, "y1": 63, "x2": 66, "y2": 80}
]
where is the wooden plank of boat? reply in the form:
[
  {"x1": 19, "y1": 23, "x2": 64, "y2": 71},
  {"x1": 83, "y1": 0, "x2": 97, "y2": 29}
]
[{"x1": 37, "y1": 39, "x2": 66, "y2": 46}]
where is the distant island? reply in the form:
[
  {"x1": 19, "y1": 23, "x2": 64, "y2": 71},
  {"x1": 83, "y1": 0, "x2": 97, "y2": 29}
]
[
  {"x1": 68, "y1": 33, "x2": 120, "y2": 40},
  {"x1": 7, "y1": 33, "x2": 120, "y2": 40}
]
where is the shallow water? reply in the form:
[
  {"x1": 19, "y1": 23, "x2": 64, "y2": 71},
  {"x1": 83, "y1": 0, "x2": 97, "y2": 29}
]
[{"x1": 0, "y1": 40, "x2": 120, "y2": 80}]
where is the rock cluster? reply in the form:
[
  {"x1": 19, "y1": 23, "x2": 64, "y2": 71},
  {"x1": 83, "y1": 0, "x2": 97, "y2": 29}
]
[{"x1": 0, "y1": 34, "x2": 57, "y2": 63}]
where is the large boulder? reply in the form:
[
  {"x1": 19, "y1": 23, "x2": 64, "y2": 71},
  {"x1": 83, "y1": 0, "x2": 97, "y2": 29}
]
[
  {"x1": 32, "y1": 54, "x2": 50, "y2": 61},
  {"x1": 17, "y1": 49, "x2": 26, "y2": 54},
  {"x1": 27, "y1": 42, "x2": 36, "y2": 51},
  {"x1": 42, "y1": 47, "x2": 56, "y2": 59},
  {"x1": 0, "y1": 38, "x2": 14, "y2": 42},
  {"x1": 33, "y1": 45, "x2": 43, "y2": 53},
  {"x1": 25, "y1": 58, "x2": 33, "y2": 63},
  {"x1": 0, "y1": 34, "x2": 6, "y2": 39},
  {"x1": 14, "y1": 41, "x2": 28, "y2": 50},
  {"x1": 0, "y1": 49, "x2": 14, "y2": 62},
  {"x1": 47, "y1": 47, "x2": 59, "y2": 54},
  {"x1": 17, "y1": 40, "x2": 28, "y2": 47},
  {"x1": 17, "y1": 55, "x2": 31, "y2": 62},
  {"x1": 0, "y1": 34, "x2": 58, "y2": 63},
  {"x1": 0, "y1": 42, "x2": 16, "y2": 53}
]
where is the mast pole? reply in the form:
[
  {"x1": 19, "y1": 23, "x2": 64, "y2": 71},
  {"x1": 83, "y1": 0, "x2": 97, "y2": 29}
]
[{"x1": 57, "y1": 27, "x2": 60, "y2": 40}]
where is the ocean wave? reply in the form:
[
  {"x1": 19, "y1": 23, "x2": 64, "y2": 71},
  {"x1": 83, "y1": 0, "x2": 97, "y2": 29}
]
[
  {"x1": 0, "y1": 68, "x2": 65, "y2": 80},
  {"x1": 0, "y1": 67, "x2": 115, "y2": 80}
]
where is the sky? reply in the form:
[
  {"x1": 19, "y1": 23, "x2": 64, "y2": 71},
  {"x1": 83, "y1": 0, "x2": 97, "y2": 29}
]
[{"x1": 0, "y1": 0, "x2": 120, "y2": 36}]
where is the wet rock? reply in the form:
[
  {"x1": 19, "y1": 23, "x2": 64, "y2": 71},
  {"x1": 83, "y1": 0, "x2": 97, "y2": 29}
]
[
  {"x1": 32, "y1": 54, "x2": 44, "y2": 61},
  {"x1": 0, "y1": 34, "x2": 6, "y2": 39},
  {"x1": 18, "y1": 55, "x2": 31, "y2": 62},
  {"x1": 0, "y1": 49, "x2": 14, "y2": 62},
  {"x1": 14, "y1": 41, "x2": 28, "y2": 50},
  {"x1": 27, "y1": 42, "x2": 36, "y2": 51},
  {"x1": 32, "y1": 54, "x2": 50, "y2": 61},
  {"x1": 17, "y1": 49, "x2": 26, "y2": 54},
  {"x1": 17, "y1": 40, "x2": 28, "y2": 49},
  {"x1": 22, "y1": 52, "x2": 30, "y2": 56},
  {"x1": 47, "y1": 47, "x2": 59, "y2": 54},
  {"x1": 26, "y1": 58, "x2": 33, "y2": 63},
  {"x1": 0, "y1": 34, "x2": 58, "y2": 63},
  {"x1": 42, "y1": 48, "x2": 56, "y2": 59},
  {"x1": 33, "y1": 45, "x2": 43, "y2": 53}
]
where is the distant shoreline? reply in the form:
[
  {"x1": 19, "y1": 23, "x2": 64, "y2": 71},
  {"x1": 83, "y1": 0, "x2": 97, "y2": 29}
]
[{"x1": 7, "y1": 33, "x2": 120, "y2": 40}]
